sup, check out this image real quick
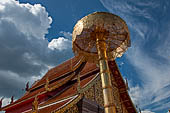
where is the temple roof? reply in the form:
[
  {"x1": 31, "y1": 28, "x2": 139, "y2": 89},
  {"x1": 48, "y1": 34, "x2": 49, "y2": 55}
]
[{"x1": 1, "y1": 56, "x2": 137, "y2": 113}]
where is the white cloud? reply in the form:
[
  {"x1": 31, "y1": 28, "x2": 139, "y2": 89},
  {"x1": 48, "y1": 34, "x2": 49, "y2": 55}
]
[
  {"x1": 156, "y1": 26, "x2": 170, "y2": 63},
  {"x1": 100, "y1": 0, "x2": 158, "y2": 21},
  {"x1": 0, "y1": 4, "x2": 5, "y2": 11},
  {"x1": 0, "y1": 97, "x2": 11, "y2": 107},
  {"x1": 129, "y1": 85, "x2": 142, "y2": 105},
  {"x1": 48, "y1": 37, "x2": 72, "y2": 51},
  {"x1": 141, "y1": 110, "x2": 155, "y2": 113},
  {"x1": 0, "y1": 0, "x2": 11, "y2": 4},
  {"x1": 59, "y1": 31, "x2": 72, "y2": 39},
  {"x1": 100, "y1": 0, "x2": 170, "y2": 112},
  {"x1": 0, "y1": 0, "x2": 73, "y2": 107},
  {"x1": 0, "y1": 0, "x2": 52, "y2": 78},
  {"x1": 127, "y1": 42, "x2": 170, "y2": 110},
  {"x1": 0, "y1": 0, "x2": 52, "y2": 39}
]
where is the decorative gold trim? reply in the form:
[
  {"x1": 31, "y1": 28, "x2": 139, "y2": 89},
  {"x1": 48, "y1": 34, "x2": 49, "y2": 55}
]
[
  {"x1": 1, "y1": 91, "x2": 46, "y2": 111},
  {"x1": 45, "y1": 57, "x2": 85, "y2": 92},
  {"x1": 32, "y1": 94, "x2": 39, "y2": 113},
  {"x1": 76, "y1": 73, "x2": 81, "y2": 93},
  {"x1": 45, "y1": 77, "x2": 51, "y2": 92},
  {"x1": 78, "y1": 73, "x2": 100, "y2": 94},
  {"x1": 52, "y1": 73, "x2": 100, "y2": 113},
  {"x1": 51, "y1": 95, "x2": 82, "y2": 113},
  {"x1": 1, "y1": 57, "x2": 86, "y2": 111},
  {"x1": 45, "y1": 72, "x2": 75, "y2": 92}
]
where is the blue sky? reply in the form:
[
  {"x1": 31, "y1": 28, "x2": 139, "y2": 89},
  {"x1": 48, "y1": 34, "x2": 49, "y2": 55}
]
[{"x1": 0, "y1": 0, "x2": 170, "y2": 113}]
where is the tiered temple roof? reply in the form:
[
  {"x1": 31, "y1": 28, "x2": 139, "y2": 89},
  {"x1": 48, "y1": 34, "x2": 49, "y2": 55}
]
[{"x1": 1, "y1": 56, "x2": 137, "y2": 113}]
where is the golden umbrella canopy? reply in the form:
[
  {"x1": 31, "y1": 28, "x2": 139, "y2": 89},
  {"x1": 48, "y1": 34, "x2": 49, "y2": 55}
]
[{"x1": 72, "y1": 12, "x2": 130, "y2": 63}]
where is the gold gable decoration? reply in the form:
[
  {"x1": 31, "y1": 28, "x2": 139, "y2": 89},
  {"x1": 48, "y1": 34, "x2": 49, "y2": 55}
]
[{"x1": 32, "y1": 94, "x2": 39, "y2": 113}]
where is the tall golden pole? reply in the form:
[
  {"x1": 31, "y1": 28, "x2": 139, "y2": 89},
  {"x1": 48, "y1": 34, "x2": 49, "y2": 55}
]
[
  {"x1": 96, "y1": 33, "x2": 116, "y2": 113},
  {"x1": 72, "y1": 12, "x2": 130, "y2": 113}
]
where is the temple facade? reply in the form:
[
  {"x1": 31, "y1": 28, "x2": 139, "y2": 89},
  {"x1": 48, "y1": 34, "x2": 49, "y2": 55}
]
[{"x1": 0, "y1": 56, "x2": 137, "y2": 113}]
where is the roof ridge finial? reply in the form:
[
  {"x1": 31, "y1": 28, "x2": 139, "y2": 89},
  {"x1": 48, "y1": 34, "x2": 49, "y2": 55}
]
[
  {"x1": 10, "y1": 96, "x2": 14, "y2": 104},
  {"x1": 0, "y1": 97, "x2": 4, "y2": 109},
  {"x1": 25, "y1": 82, "x2": 29, "y2": 91}
]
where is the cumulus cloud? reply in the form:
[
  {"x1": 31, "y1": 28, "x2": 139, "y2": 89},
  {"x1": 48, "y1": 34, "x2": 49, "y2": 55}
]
[
  {"x1": 0, "y1": 0, "x2": 73, "y2": 107},
  {"x1": 48, "y1": 37, "x2": 72, "y2": 51},
  {"x1": 100, "y1": 0, "x2": 170, "y2": 112},
  {"x1": 0, "y1": 0, "x2": 52, "y2": 39},
  {"x1": 0, "y1": 0, "x2": 51, "y2": 100}
]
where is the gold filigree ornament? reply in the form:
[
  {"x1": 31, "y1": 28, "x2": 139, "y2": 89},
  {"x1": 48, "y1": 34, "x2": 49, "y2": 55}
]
[
  {"x1": 52, "y1": 95, "x2": 82, "y2": 113},
  {"x1": 72, "y1": 12, "x2": 130, "y2": 63}
]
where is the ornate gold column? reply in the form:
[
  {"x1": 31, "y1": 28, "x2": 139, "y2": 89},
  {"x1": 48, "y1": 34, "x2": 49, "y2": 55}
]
[{"x1": 96, "y1": 33, "x2": 116, "y2": 113}]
